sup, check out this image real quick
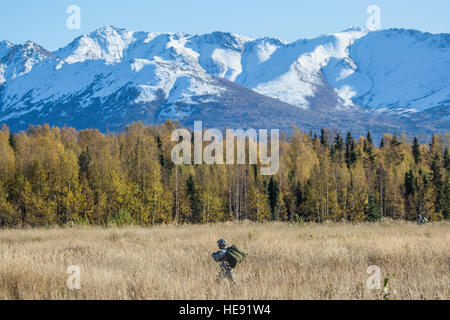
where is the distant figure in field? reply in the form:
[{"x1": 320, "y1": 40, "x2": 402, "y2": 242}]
[
  {"x1": 212, "y1": 239, "x2": 247, "y2": 283},
  {"x1": 212, "y1": 239, "x2": 235, "y2": 282},
  {"x1": 417, "y1": 214, "x2": 428, "y2": 225}
]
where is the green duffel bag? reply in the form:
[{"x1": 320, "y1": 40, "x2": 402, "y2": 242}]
[{"x1": 225, "y1": 245, "x2": 246, "y2": 269}]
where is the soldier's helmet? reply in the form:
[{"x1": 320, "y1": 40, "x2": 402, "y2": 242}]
[{"x1": 217, "y1": 239, "x2": 227, "y2": 247}]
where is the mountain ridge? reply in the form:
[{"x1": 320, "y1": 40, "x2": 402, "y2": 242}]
[{"x1": 0, "y1": 26, "x2": 448, "y2": 139}]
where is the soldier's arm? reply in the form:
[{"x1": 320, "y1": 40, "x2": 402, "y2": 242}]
[{"x1": 212, "y1": 249, "x2": 227, "y2": 261}]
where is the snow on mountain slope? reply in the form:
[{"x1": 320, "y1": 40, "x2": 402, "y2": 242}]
[
  {"x1": 0, "y1": 27, "x2": 228, "y2": 124},
  {"x1": 324, "y1": 29, "x2": 450, "y2": 113},
  {"x1": 0, "y1": 54, "x2": 223, "y2": 122},
  {"x1": 54, "y1": 25, "x2": 135, "y2": 64},
  {"x1": 0, "y1": 41, "x2": 14, "y2": 60},
  {"x1": 236, "y1": 38, "x2": 285, "y2": 86},
  {"x1": 0, "y1": 41, "x2": 14, "y2": 84},
  {"x1": 234, "y1": 28, "x2": 367, "y2": 109},
  {"x1": 0, "y1": 26, "x2": 448, "y2": 138},
  {"x1": 0, "y1": 40, "x2": 56, "y2": 85},
  {"x1": 186, "y1": 32, "x2": 252, "y2": 81}
]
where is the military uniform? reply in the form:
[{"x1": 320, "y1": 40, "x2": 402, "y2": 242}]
[{"x1": 212, "y1": 248, "x2": 235, "y2": 282}]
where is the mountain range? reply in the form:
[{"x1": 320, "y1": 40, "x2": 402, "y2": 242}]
[{"x1": 0, "y1": 25, "x2": 449, "y2": 139}]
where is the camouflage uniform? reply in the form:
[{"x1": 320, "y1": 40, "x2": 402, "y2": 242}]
[{"x1": 212, "y1": 248, "x2": 235, "y2": 282}]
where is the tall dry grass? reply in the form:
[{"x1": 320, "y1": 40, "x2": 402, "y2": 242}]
[{"x1": 0, "y1": 221, "x2": 448, "y2": 300}]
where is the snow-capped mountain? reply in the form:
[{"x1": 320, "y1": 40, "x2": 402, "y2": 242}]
[
  {"x1": 0, "y1": 25, "x2": 448, "y2": 138},
  {"x1": 0, "y1": 40, "x2": 56, "y2": 84}
]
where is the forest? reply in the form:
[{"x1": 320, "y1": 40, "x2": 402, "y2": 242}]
[{"x1": 0, "y1": 121, "x2": 448, "y2": 227}]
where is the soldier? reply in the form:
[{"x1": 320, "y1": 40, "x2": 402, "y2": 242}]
[
  {"x1": 212, "y1": 239, "x2": 235, "y2": 282},
  {"x1": 417, "y1": 214, "x2": 428, "y2": 225}
]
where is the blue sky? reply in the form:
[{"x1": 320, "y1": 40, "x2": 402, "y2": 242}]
[{"x1": 1, "y1": 0, "x2": 449, "y2": 51}]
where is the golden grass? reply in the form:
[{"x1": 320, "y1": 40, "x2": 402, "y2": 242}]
[{"x1": 0, "y1": 221, "x2": 448, "y2": 300}]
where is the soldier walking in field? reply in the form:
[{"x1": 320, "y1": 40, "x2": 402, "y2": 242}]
[
  {"x1": 417, "y1": 214, "x2": 428, "y2": 225},
  {"x1": 212, "y1": 239, "x2": 235, "y2": 282},
  {"x1": 212, "y1": 239, "x2": 247, "y2": 283}
]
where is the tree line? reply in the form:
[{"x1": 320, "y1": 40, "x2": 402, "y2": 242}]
[{"x1": 0, "y1": 122, "x2": 448, "y2": 227}]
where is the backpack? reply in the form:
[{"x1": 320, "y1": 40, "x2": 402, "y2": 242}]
[{"x1": 225, "y1": 245, "x2": 246, "y2": 269}]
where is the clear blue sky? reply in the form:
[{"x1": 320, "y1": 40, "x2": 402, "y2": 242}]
[{"x1": 1, "y1": 0, "x2": 449, "y2": 51}]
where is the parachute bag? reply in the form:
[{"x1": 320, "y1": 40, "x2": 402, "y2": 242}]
[{"x1": 225, "y1": 245, "x2": 246, "y2": 269}]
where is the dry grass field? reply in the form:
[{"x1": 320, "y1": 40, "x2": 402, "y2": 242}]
[{"x1": 0, "y1": 221, "x2": 448, "y2": 300}]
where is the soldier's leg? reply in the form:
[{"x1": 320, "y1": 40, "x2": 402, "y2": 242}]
[
  {"x1": 225, "y1": 265, "x2": 235, "y2": 282},
  {"x1": 228, "y1": 270, "x2": 235, "y2": 282},
  {"x1": 216, "y1": 262, "x2": 227, "y2": 281}
]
